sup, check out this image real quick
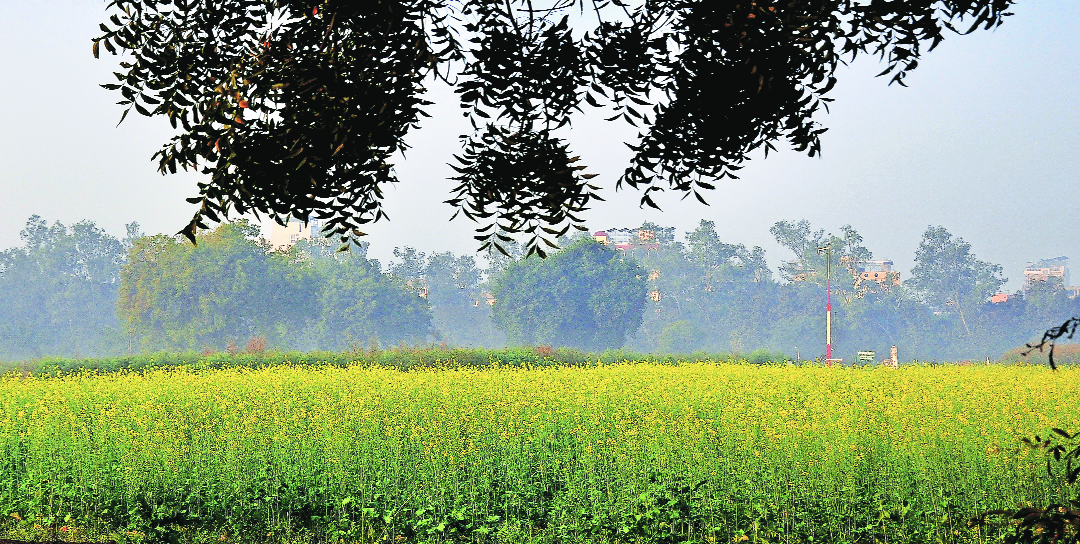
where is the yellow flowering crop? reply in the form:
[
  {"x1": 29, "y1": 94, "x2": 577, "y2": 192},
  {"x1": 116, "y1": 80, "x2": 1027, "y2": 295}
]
[{"x1": 0, "y1": 362, "x2": 1074, "y2": 544}]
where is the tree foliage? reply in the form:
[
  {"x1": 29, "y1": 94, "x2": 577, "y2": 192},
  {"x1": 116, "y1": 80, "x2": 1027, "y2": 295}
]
[
  {"x1": 0, "y1": 216, "x2": 132, "y2": 360},
  {"x1": 490, "y1": 238, "x2": 646, "y2": 351},
  {"x1": 116, "y1": 221, "x2": 431, "y2": 351},
  {"x1": 423, "y1": 251, "x2": 506, "y2": 347},
  {"x1": 908, "y1": 225, "x2": 1005, "y2": 336},
  {"x1": 770, "y1": 220, "x2": 871, "y2": 284},
  {"x1": 3, "y1": 214, "x2": 1074, "y2": 359},
  {"x1": 117, "y1": 221, "x2": 313, "y2": 349},
  {"x1": 308, "y1": 246, "x2": 433, "y2": 349},
  {"x1": 94, "y1": 0, "x2": 1013, "y2": 256}
]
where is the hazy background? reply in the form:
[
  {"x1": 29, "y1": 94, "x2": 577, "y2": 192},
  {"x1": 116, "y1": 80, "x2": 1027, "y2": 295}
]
[{"x1": 2, "y1": 1, "x2": 1077, "y2": 291}]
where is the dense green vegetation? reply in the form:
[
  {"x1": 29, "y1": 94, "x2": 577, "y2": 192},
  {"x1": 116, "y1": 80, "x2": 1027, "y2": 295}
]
[
  {"x1": 491, "y1": 239, "x2": 647, "y2": 351},
  {"x1": 621, "y1": 219, "x2": 1075, "y2": 361},
  {"x1": 0, "y1": 361, "x2": 1072, "y2": 544},
  {"x1": 2, "y1": 215, "x2": 1078, "y2": 362},
  {"x1": 0, "y1": 347, "x2": 755, "y2": 376}
]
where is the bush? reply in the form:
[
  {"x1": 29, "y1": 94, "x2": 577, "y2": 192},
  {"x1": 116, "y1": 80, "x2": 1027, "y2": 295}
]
[{"x1": 0, "y1": 346, "x2": 750, "y2": 376}]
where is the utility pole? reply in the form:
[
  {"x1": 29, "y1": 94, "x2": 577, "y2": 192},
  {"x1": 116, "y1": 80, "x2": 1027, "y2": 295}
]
[{"x1": 817, "y1": 240, "x2": 833, "y2": 366}]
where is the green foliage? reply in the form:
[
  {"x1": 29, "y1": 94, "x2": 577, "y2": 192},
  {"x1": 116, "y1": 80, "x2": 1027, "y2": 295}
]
[
  {"x1": 746, "y1": 348, "x2": 787, "y2": 365},
  {"x1": 769, "y1": 220, "x2": 871, "y2": 284},
  {"x1": 0, "y1": 216, "x2": 131, "y2": 360},
  {"x1": 116, "y1": 222, "x2": 430, "y2": 352},
  {"x1": 0, "y1": 347, "x2": 751, "y2": 376},
  {"x1": 5, "y1": 214, "x2": 1077, "y2": 361},
  {"x1": 117, "y1": 221, "x2": 314, "y2": 351},
  {"x1": 491, "y1": 238, "x2": 647, "y2": 351},
  {"x1": 619, "y1": 218, "x2": 1080, "y2": 362},
  {"x1": 423, "y1": 251, "x2": 506, "y2": 347},
  {"x1": 657, "y1": 320, "x2": 703, "y2": 354},
  {"x1": 908, "y1": 226, "x2": 1006, "y2": 326},
  {"x1": 93, "y1": 0, "x2": 1014, "y2": 254},
  {"x1": 307, "y1": 248, "x2": 432, "y2": 350},
  {"x1": 629, "y1": 219, "x2": 778, "y2": 354}
]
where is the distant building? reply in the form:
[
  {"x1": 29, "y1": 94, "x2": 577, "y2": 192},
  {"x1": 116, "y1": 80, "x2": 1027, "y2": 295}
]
[
  {"x1": 1024, "y1": 256, "x2": 1069, "y2": 286},
  {"x1": 990, "y1": 293, "x2": 1010, "y2": 304},
  {"x1": 593, "y1": 227, "x2": 659, "y2": 251},
  {"x1": 852, "y1": 259, "x2": 901, "y2": 288},
  {"x1": 789, "y1": 257, "x2": 900, "y2": 289},
  {"x1": 268, "y1": 218, "x2": 325, "y2": 250}
]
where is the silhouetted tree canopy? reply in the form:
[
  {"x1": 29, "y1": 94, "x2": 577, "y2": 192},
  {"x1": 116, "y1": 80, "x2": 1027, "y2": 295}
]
[{"x1": 94, "y1": 0, "x2": 1014, "y2": 256}]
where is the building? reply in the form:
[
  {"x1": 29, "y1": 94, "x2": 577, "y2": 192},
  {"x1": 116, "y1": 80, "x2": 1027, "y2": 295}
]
[
  {"x1": 268, "y1": 218, "x2": 325, "y2": 250},
  {"x1": 474, "y1": 292, "x2": 496, "y2": 307},
  {"x1": 592, "y1": 228, "x2": 659, "y2": 251},
  {"x1": 852, "y1": 259, "x2": 901, "y2": 287},
  {"x1": 1024, "y1": 256, "x2": 1069, "y2": 286},
  {"x1": 990, "y1": 293, "x2": 1010, "y2": 304},
  {"x1": 788, "y1": 257, "x2": 900, "y2": 289}
]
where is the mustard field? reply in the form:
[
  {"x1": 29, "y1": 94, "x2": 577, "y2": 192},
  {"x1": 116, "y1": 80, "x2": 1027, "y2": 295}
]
[{"x1": 0, "y1": 362, "x2": 1076, "y2": 544}]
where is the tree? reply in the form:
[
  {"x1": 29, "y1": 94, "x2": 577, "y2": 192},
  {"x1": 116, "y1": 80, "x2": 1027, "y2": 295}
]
[
  {"x1": 0, "y1": 216, "x2": 130, "y2": 359},
  {"x1": 117, "y1": 221, "x2": 314, "y2": 350},
  {"x1": 389, "y1": 247, "x2": 428, "y2": 288},
  {"x1": 770, "y1": 219, "x2": 827, "y2": 282},
  {"x1": 424, "y1": 252, "x2": 505, "y2": 347},
  {"x1": 118, "y1": 222, "x2": 432, "y2": 351},
  {"x1": 1022, "y1": 277, "x2": 1080, "y2": 334},
  {"x1": 678, "y1": 220, "x2": 774, "y2": 352},
  {"x1": 907, "y1": 225, "x2": 1005, "y2": 337},
  {"x1": 309, "y1": 250, "x2": 432, "y2": 349},
  {"x1": 490, "y1": 238, "x2": 646, "y2": 350},
  {"x1": 770, "y1": 220, "x2": 871, "y2": 285},
  {"x1": 93, "y1": 0, "x2": 1014, "y2": 255}
]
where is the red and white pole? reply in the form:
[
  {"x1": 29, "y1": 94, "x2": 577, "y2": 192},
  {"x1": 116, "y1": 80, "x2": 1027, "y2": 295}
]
[{"x1": 825, "y1": 244, "x2": 833, "y2": 366}]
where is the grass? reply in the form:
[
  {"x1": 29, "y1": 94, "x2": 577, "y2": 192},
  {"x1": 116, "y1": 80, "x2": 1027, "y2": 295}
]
[{"x1": 0, "y1": 359, "x2": 1074, "y2": 544}]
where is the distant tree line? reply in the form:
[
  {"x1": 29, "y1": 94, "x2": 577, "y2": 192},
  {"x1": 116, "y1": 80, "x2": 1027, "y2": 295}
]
[
  {"x1": 0, "y1": 215, "x2": 1076, "y2": 362},
  {"x1": 623, "y1": 220, "x2": 1078, "y2": 362}
]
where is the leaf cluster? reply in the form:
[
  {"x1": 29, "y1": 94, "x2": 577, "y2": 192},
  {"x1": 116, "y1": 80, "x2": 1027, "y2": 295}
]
[{"x1": 95, "y1": 0, "x2": 1013, "y2": 256}]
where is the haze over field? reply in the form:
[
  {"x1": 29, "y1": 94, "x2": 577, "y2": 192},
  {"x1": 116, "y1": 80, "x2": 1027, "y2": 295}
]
[{"x1": 1, "y1": 1, "x2": 1078, "y2": 292}]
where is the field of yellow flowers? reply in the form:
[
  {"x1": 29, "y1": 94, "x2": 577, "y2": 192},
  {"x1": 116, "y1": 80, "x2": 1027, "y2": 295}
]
[{"x1": 0, "y1": 361, "x2": 1075, "y2": 544}]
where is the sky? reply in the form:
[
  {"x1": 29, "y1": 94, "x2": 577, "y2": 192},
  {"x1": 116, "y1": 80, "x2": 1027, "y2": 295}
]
[{"x1": 1, "y1": 1, "x2": 1077, "y2": 292}]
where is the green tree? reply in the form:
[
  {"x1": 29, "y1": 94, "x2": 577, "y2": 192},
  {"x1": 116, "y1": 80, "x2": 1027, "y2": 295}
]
[
  {"x1": 309, "y1": 250, "x2": 432, "y2": 349},
  {"x1": 94, "y1": 0, "x2": 1013, "y2": 255},
  {"x1": 626, "y1": 230, "x2": 696, "y2": 351},
  {"x1": 490, "y1": 239, "x2": 646, "y2": 350},
  {"x1": 623, "y1": 220, "x2": 776, "y2": 354},
  {"x1": 117, "y1": 221, "x2": 313, "y2": 350},
  {"x1": 118, "y1": 222, "x2": 431, "y2": 351},
  {"x1": 0, "y1": 216, "x2": 130, "y2": 359},
  {"x1": 1022, "y1": 277, "x2": 1080, "y2": 332},
  {"x1": 389, "y1": 247, "x2": 428, "y2": 289},
  {"x1": 770, "y1": 220, "x2": 871, "y2": 285},
  {"x1": 424, "y1": 251, "x2": 505, "y2": 347},
  {"x1": 907, "y1": 225, "x2": 1005, "y2": 337}
]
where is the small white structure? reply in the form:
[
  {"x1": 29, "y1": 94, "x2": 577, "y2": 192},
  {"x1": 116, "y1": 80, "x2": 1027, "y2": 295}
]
[{"x1": 268, "y1": 218, "x2": 324, "y2": 250}]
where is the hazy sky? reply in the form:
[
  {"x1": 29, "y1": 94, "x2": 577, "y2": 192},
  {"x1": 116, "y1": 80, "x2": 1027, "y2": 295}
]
[{"x1": 1, "y1": 1, "x2": 1077, "y2": 291}]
